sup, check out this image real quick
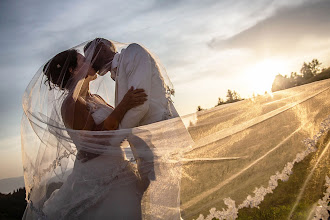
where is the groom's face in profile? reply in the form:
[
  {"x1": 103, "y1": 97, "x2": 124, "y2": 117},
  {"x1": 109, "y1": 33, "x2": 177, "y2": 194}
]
[{"x1": 86, "y1": 40, "x2": 116, "y2": 72}]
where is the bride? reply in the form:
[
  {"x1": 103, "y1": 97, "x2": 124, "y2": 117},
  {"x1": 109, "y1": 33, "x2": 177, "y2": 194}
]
[
  {"x1": 46, "y1": 49, "x2": 151, "y2": 219},
  {"x1": 24, "y1": 48, "x2": 148, "y2": 219}
]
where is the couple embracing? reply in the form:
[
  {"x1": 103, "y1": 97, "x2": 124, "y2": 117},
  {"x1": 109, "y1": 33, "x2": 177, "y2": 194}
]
[{"x1": 22, "y1": 38, "x2": 192, "y2": 219}]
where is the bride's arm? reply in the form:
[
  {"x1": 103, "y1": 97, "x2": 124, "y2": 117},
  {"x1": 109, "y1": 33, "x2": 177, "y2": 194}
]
[{"x1": 61, "y1": 87, "x2": 146, "y2": 131}]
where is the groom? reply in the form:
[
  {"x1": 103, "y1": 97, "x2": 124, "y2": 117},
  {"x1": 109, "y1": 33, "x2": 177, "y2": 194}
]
[
  {"x1": 84, "y1": 37, "x2": 179, "y2": 183},
  {"x1": 84, "y1": 38, "x2": 179, "y2": 128},
  {"x1": 83, "y1": 36, "x2": 179, "y2": 163}
]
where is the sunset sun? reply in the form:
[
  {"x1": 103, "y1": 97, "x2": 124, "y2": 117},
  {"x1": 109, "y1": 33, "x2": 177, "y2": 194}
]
[{"x1": 243, "y1": 58, "x2": 288, "y2": 95}]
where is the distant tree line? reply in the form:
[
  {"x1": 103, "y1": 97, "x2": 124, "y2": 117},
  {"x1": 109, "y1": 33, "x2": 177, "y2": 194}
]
[
  {"x1": 197, "y1": 58, "x2": 330, "y2": 112},
  {"x1": 0, "y1": 181, "x2": 63, "y2": 219},
  {"x1": 0, "y1": 188, "x2": 26, "y2": 219},
  {"x1": 197, "y1": 89, "x2": 243, "y2": 111},
  {"x1": 271, "y1": 59, "x2": 330, "y2": 92}
]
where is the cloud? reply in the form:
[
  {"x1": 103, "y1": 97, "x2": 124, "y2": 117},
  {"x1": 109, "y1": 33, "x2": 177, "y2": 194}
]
[
  {"x1": 0, "y1": 0, "x2": 327, "y2": 148},
  {"x1": 208, "y1": 0, "x2": 330, "y2": 57}
]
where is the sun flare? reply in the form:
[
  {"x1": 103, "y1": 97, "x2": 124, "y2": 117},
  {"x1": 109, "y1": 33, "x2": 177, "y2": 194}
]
[{"x1": 243, "y1": 59, "x2": 288, "y2": 95}]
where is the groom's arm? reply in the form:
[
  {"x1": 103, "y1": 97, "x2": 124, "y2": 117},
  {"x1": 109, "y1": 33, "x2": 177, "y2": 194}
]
[{"x1": 119, "y1": 44, "x2": 152, "y2": 128}]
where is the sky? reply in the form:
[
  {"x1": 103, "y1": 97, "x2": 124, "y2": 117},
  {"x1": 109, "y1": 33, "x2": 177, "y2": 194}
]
[{"x1": 0, "y1": 0, "x2": 330, "y2": 179}]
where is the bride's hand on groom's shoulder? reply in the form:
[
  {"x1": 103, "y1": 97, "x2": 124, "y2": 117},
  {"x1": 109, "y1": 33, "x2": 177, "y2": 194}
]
[{"x1": 122, "y1": 86, "x2": 148, "y2": 111}]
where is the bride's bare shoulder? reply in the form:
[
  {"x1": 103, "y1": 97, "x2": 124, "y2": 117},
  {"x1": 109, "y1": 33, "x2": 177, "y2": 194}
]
[{"x1": 61, "y1": 96, "x2": 91, "y2": 129}]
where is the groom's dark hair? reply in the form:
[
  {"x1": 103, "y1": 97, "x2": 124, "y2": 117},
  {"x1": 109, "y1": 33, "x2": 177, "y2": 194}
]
[
  {"x1": 83, "y1": 38, "x2": 116, "y2": 72},
  {"x1": 83, "y1": 38, "x2": 114, "y2": 53}
]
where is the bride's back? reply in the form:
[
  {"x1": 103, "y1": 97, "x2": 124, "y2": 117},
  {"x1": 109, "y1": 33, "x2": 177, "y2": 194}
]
[{"x1": 61, "y1": 96, "x2": 95, "y2": 131}]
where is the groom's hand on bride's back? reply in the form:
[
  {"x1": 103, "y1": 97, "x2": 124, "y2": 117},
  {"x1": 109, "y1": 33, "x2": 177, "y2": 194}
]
[{"x1": 122, "y1": 86, "x2": 148, "y2": 110}]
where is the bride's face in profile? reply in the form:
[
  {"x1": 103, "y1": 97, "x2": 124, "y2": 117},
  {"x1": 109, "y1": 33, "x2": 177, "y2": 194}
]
[{"x1": 73, "y1": 53, "x2": 97, "y2": 81}]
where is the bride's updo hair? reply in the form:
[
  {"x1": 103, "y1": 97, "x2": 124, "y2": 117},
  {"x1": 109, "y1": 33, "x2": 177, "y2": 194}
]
[{"x1": 43, "y1": 49, "x2": 78, "y2": 90}]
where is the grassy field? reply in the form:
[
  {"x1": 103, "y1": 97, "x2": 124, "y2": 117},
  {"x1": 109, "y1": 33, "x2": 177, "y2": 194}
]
[
  {"x1": 180, "y1": 79, "x2": 330, "y2": 219},
  {"x1": 237, "y1": 131, "x2": 329, "y2": 220}
]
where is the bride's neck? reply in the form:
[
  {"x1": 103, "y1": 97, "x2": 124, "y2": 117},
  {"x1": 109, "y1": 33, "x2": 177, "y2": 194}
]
[
  {"x1": 79, "y1": 82, "x2": 91, "y2": 97},
  {"x1": 69, "y1": 79, "x2": 91, "y2": 98}
]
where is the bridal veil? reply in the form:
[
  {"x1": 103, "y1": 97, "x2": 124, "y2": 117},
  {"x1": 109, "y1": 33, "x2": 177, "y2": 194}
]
[{"x1": 21, "y1": 39, "x2": 330, "y2": 219}]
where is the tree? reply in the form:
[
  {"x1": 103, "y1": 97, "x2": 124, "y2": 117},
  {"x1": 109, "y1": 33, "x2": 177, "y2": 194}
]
[
  {"x1": 271, "y1": 74, "x2": 292, "y2": 92},
  {"x1": 300, "y1": 59, "x2": 322, "y2": 79},
  {"x1": 300, "y1": 62, "x2": 313, "y2": 79},
  {"x1": 197, "y1": 106, "x2": 203, "y2": 111},
  {"x1": 309, "y1": 59, "x2": 322, "y2": 75},
  {"x1": 232, "y1": 90, "x2": 241, "y2": 101},
  {"x1": 226, "y1": 89, "x2": 241, "y2": 103},
  {"x1": 290, "y1": 72, "x2": 297, "y2": 79},
  {"x1": 0, "y1": 187, "x2": 27, "y2": 219},
  {"x1": 271, "y1": 58, "x2": 329, "y2": 92},
  {"x1": 217, "y1": 97, "x2": 225, "y2": 106},
  {"x1": 226, "y1": 89, "x2": 234, "y2": 103},
  {"x1": 295, "y1": 75, "x2": 304, "y2": 86},
  {"x1": 288, "y1": 71, "x2": 304, "y2": 86}
]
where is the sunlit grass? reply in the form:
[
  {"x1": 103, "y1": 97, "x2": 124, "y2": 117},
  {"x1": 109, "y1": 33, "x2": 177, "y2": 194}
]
[
  {"x1": 180, "y1": 80, "x2": 330, "y2": 219},
  {"x1": 237, "y1": 131, "x2": 329, "y2": 220}
]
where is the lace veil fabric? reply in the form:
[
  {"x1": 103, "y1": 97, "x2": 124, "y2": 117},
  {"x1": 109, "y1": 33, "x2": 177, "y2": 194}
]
[
  {"x1": 179, "y1": 80, "x2": 330, "y2": 219},
  {"x1": 21, "y1": 38, "x2": 330, "y2": 220}
]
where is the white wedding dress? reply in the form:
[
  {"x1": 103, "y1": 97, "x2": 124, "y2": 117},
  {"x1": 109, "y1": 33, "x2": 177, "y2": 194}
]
[{"x1": 42, "y1": 96, "x2": 144, "y2": 220}]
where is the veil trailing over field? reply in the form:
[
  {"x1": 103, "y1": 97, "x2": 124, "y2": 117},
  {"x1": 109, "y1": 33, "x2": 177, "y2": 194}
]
[
  {"x1": 21, "y1": 39, "x2": 330, "y2": 220},
  {"x1": 180, "y1": 80, "x2": 330, "y2": 219}
]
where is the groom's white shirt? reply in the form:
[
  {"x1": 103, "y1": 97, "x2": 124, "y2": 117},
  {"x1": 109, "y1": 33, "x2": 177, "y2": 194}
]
[
  {"x1": 110, "y1": 44, "x2": 189, "y2": 219},
  {"x1": 112, "y1": 43, "x2": 179, "y2": 129}
]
